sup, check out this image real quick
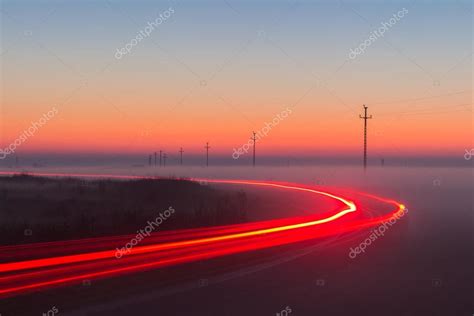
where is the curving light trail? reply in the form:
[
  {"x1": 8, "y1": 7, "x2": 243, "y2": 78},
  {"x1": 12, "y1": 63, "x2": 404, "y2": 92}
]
[{"x1": 0, "y1": 171, "x2": 405, "y2": 298}]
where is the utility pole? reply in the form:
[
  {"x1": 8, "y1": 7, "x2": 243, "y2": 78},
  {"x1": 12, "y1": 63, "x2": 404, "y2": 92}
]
[
  {"x1": 251, "y1": 131, "x2": 257, "y2": 167},
  {"x1": 179, "y1": 147, "x2": 184, "y2": 165},
  {"x1": 154, "y1": 152, "x2": 157, "y2": 166},
  {"x1": 205, "y1": 142, "x2": 210, "y2": 167},
  {"x1": 163, "y1": 153, "x2": 167, "y2": 167},
  {"x1": 159, "y1": 150, "x2": 162, "y2": 167},
  {"x1": 359, "y1": 104, "x2": 372, "y2": 169},
  {"x1": 148, "y1": 154, "x2": 152, "y2": 166}
]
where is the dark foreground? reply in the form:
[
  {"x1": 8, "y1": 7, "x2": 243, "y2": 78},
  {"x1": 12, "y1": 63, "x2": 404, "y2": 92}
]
[{"x1": 0, "y1": 167, "x2": 472, "y2": 316}]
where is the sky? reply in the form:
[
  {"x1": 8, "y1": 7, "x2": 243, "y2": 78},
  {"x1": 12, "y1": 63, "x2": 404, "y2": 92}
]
[{"x1": 0, "y1": 0, "x2": 472, "y2": 162}]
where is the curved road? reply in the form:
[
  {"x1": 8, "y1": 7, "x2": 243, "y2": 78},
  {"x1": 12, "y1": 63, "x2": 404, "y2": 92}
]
[{"x1": 0, "y1": 172, "x2": 405, "y2": 299}]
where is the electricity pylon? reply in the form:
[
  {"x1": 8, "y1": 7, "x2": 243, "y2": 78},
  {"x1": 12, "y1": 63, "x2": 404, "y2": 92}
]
[
  {"x1": 205, "y1": 142, "x2": 210, "y2": 167},
  {"x1": 251, "y1": 131, "x2": 257, "y2": 167},
  {"x1": 359, "y1": 104, "x2": 372, "y2": 169},
  {"x1": 179, "y1": 147, "x2": 184, "y2": 165}
]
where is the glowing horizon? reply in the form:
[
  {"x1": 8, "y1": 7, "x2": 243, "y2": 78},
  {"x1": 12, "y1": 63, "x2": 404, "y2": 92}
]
[{"x1": 0, "y1": 0, "x2": 471, "y2": 159}]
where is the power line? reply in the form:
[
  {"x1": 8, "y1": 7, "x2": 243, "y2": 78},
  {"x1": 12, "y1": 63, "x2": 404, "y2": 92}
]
[{"x1": 371, "y1": 90, "x2": 470, "y2": 105}]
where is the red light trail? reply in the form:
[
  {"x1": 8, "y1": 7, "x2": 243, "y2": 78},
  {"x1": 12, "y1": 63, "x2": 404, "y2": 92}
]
[{"x1": 0, "y1": 171, "x2": 405, "y2": 298}]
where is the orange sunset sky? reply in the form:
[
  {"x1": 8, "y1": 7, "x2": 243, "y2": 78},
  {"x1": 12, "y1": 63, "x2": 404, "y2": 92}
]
[{"x1": 1, "y1": 0, "x2": 472, "y2": 158}]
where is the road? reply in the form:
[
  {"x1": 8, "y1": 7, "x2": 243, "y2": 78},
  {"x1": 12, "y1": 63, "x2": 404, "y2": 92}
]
[{"x1": 0, "y1": 172, "x2": 403, "y2": 301}]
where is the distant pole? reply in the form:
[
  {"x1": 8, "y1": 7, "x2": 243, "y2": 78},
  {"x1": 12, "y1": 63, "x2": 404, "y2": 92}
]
[
  {"x1": 359, "y1": 105, "x2": 373, "y2": 169},
  {"x1": 179, "y1": 147, "x2": 184, "y2": 165},
  {"x1": 159, "y1": 150, "x2": 162, "y2": 167},
  {"x1": 154, "y1": 152, "x2": 157, "y2": 166},
  {"x1": 251, "y1": 131, "x2": 257, "y2": 167},
  {"x1": 148, "y1": 154, "x2": 152, "y2": 166},
  {"x1": 205, "y1": 142, "x2": 210, "y2": 167},
  {"x1": 163, "y1": 153, "x2": 167, "y2": 167}
]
